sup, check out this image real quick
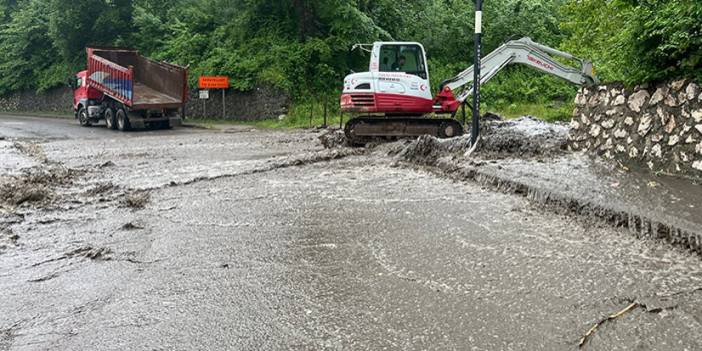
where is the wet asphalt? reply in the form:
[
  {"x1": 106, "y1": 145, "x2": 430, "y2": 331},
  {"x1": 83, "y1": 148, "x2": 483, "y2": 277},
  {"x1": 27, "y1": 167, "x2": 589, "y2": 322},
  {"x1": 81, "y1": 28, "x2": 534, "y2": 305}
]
[{"x1": 1, "y1": 115, "x2": 701, "y2": 350}]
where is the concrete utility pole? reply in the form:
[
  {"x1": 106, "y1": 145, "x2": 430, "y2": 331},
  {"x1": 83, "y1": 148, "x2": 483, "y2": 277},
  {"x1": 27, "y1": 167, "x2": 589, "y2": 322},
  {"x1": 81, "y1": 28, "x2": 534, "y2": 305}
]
[{"x1": 472, "y1": 0, "x2": 483, "y2": 146}]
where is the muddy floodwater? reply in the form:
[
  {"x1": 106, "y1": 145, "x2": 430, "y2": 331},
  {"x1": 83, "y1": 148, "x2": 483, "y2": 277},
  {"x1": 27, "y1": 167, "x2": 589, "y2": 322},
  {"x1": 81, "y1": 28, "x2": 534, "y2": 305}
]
[{"x1": 1, "y1": 115, "x2": 701, "y2": 350}]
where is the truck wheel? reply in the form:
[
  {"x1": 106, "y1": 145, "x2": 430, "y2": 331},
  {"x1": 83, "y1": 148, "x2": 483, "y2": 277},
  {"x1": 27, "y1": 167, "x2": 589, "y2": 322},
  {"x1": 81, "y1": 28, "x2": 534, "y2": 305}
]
[
  {"x1": 78, "y1": 108, "x2": 91, "y2": 127},
  {"x1": 104, "y1": 108, "x2": 117, "y2": 130},
  {"x1": 116, "y1": 108, "x2": 131, "y2": 131}
]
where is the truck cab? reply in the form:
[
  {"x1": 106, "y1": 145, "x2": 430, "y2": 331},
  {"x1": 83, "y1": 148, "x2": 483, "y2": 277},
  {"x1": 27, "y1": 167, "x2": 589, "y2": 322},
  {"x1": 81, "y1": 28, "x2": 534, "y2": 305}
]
[{"x1": 71, "y1": 70, "x2": 104, "y2": 121}]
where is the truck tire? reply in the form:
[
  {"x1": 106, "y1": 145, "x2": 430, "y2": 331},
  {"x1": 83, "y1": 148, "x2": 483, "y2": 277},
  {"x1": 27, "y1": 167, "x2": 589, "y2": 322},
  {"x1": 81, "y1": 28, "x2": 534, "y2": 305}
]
[
  {"x1": 104, "y1": 108, "x2": 117, "y2": 130},
  {"x1": 116, "y1": 108, "x2": 131, "y2": 131},
  {"x1": 78, "y1": 107, "x2": 91, "y2": 127}
]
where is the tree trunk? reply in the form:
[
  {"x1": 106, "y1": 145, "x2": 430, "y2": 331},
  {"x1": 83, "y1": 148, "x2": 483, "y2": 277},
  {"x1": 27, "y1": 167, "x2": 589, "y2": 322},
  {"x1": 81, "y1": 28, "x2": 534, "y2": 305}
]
[{"x1": 292, "y1": 0, "x2": 311, "y2": 41}]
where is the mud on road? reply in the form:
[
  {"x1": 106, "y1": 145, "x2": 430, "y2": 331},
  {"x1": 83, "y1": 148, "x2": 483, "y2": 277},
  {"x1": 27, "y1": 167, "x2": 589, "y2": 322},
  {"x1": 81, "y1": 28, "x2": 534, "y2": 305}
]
[{"x1": 1, "y1": 115, "x2": 701, "y2": 350}]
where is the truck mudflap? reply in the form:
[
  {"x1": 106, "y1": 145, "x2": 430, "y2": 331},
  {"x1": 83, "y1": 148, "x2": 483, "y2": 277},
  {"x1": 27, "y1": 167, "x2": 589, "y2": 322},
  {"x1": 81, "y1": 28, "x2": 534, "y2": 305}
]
[
  {"x1": 87, "y1": 106, "x2": 101, "y2": 118},
  {"x1": 169, "y1": 116, "x2": 182, "y2": 127}
]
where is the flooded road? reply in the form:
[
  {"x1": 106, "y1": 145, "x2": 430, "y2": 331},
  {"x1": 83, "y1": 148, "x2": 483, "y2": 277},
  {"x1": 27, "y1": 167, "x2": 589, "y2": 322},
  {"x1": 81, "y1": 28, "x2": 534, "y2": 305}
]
[{"x1": 1, "y1": 115, "x2": 701, "y2": 350}]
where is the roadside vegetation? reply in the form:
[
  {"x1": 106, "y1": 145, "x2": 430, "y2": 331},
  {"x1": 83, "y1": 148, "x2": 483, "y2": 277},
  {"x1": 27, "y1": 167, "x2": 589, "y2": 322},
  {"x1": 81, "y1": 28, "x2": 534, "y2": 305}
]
[{"x1": 0, "y1": 0, "x2": 700, "y2": 124}]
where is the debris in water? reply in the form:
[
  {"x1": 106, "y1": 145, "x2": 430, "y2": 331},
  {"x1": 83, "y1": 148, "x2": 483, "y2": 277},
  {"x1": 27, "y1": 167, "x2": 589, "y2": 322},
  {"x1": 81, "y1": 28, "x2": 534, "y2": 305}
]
[
  {"x1": 578, "y1": 298, "x2": 685, "y2": 348},
  {"x1": 13, "y1": 141, "x2": 48, "y2": 162},
  {"x1": 121, "y1": 221, "x2": 145, "y2": 230},
  {"x1": 86, "y1": 182, "x2": 117, "y2": 196},
  {"x1": 28, "y1": 272, "x2": 60, "y2": 283},
  {"x1": 579, "y1": 302, "x2": 638, "y2": 348},
  {"x1": 122, "y1": 191, "x2": 151, "y2": 209},
  {"x1": 65, "y1": 246, "x2": 113, "y2": 261},
  {"x1": 0, "y1": 166, "x2": 81, "y2": 206},
  {"x1": 30, "y1": 245, "x2": 113, "y2": 267},
  {"x1": 318, "y1": 129, "x2": 348, "y2": 149},
  {"x1": 99, "y1": 161, "x2": 116, "y2": 168},
  {"x1": 0, "y1": 227, "x2": 19, "y2": 252},
  {"x1": 8, "y1": 187, "x2": 51, "y2": 205}
]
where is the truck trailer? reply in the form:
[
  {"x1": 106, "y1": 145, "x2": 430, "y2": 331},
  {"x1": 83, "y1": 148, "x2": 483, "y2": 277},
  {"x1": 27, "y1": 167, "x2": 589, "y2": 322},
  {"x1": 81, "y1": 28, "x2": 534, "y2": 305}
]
[{"x1": 71, "y1": 47, "x2": 188, "y2": 131}]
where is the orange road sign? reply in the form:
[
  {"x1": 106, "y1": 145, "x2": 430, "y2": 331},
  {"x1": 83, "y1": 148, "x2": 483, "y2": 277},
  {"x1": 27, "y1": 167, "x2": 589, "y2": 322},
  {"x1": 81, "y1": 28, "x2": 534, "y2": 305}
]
[{"x1": 199, "y1": 76, "x2": 230, "y2": 89}]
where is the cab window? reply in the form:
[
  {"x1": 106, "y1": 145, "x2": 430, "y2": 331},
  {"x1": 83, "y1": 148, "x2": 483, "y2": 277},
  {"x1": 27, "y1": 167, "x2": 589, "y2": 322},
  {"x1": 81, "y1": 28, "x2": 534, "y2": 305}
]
[
  {"x1": 72, "y1": 77, "x2": 83, "y2": 89},
  {"x1": 379, "y1": 44, "x2": 427, "y2": 79}
]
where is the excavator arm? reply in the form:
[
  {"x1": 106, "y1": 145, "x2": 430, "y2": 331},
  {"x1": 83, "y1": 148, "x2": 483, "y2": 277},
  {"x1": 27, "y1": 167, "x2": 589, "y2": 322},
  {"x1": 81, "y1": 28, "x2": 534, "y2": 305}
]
[{"x1": 438, "y1": 37, "x2": 599, "y2": 104}]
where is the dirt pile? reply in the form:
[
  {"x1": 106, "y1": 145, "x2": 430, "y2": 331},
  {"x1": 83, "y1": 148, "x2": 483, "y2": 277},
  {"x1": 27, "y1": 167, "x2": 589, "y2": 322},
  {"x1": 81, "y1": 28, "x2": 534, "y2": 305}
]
[
  {"x1": 478, "y1": 116, "x2": 568, "y2": 158},
  {"x1": 393, "y1": 135, "x2": 471, "y2": 164},
  {"x1": 393, "y1": 116, "x2": 569, "y2": 164},
  {"x1": 0, "y1": 166, "x2": 81, "y2": 206}
]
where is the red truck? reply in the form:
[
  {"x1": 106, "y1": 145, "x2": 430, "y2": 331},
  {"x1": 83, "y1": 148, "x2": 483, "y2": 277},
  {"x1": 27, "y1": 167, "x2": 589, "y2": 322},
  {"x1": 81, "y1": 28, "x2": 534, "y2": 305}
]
[{"x1": 70, "y1": 47, "x2": 188, "y2": 131}]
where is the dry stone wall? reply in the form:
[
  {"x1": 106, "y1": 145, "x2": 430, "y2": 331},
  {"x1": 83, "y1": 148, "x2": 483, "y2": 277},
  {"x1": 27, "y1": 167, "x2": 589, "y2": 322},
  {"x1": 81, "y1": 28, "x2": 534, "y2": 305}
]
[{"x1": 568, "y1": 79, "x2": 702, "y2": 178}]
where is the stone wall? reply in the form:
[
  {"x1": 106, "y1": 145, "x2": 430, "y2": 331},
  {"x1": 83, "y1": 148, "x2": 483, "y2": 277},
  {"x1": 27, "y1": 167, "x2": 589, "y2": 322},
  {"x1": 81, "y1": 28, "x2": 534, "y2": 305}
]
[
  {"x1": 0, "y1": 85, "x2": 290, "y2": 121},
  {"x1": 568, "y1": 79, "x2": 702, "y2": 178},
  {"x1": 185, "y1": 86, "x2": 289, "y2": 120},
  {"x1": 0, "y1": 87, "x2": 74, "y2": 114}
]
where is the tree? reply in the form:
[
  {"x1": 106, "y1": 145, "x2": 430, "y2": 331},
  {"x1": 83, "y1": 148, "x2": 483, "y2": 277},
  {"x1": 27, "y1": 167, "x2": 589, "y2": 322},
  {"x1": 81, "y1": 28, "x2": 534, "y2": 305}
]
[
  {"x1": 561, "y1": 0, "x2": 702, "y2": 84},
  {"x1": 0, "y1": 0, "x2": 62, "y2": 94},
  {"x1": 48, "y1": 0, "x2": 134, "y2": 68}
]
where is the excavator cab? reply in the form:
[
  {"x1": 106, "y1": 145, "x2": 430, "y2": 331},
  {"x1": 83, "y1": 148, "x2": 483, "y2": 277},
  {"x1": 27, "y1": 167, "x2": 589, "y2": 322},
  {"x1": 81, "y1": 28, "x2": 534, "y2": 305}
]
[{"x1": 341, "y1": 42, "x2": 435, "y2": 115}]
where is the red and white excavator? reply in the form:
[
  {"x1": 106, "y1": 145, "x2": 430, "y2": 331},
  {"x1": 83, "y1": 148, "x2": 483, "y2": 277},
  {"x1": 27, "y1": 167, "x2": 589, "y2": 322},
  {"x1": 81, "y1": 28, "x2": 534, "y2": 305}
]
[{"x1": 340, "y1": 37, "x2": 598, "y2": 144}]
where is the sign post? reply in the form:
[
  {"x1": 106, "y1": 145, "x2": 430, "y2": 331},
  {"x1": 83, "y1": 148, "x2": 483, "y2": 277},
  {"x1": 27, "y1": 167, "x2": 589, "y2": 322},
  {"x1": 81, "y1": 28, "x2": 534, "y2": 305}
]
[
  {"x1": 199, "y1": 76, "x2": 230, "y2": 118},
  {"x1": 199, "y1": 90, "x2": 209, "y2": 117},
  {"x1": 472, "y1": 0, "x2": 483, "y2": 146}
]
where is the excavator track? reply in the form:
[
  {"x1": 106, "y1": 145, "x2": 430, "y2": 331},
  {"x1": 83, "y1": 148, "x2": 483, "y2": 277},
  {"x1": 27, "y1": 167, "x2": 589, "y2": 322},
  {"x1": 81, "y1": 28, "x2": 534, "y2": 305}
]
[{"x1": 344, "y1": 117, "x2": 464, "y2": 145}]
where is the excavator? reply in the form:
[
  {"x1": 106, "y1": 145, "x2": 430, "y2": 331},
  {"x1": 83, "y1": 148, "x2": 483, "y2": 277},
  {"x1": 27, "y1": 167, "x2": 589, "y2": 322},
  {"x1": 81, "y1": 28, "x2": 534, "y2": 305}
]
[{"x1": 340, "y1": 37, "x2": 599, "y2": 144}]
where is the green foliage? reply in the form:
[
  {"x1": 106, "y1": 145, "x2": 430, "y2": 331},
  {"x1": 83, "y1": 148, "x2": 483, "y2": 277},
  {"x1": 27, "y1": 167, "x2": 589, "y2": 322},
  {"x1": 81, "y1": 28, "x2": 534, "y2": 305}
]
[
  {"x1": 0, "y1": 0, "x2": 699, "y2": 121},
  {"x1": 0, "y1": 0, "x2": 135, "y2": 94},
  {"x1": 561, "y1": 0, "x2": 702, "y2": 84},
  {"x1": 48, "y1": 0, "x2": 134, "y2": 66},
  {"x1": 0, "y1": 0, "x2": 59, "y2": 94}
]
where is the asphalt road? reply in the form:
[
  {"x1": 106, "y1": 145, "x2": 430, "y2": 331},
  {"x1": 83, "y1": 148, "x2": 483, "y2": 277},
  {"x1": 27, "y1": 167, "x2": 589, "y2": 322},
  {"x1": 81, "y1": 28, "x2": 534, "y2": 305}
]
[{"x1": 1, "y1": 115, "x2": 701, "y2": 350}]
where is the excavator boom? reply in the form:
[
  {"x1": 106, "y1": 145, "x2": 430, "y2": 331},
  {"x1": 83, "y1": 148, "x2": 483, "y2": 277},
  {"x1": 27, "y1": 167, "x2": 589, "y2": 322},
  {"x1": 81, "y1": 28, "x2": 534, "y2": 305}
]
[{"x1": 439, "y1": 37, "x2": 598, "y2": 105}]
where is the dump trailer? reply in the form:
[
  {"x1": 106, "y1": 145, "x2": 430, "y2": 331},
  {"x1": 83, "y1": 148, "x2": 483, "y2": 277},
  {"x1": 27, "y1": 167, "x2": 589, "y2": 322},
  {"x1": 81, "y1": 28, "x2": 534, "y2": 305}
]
[{"x1": 71, "y1": 47, "x2": 188, "y2": 131}]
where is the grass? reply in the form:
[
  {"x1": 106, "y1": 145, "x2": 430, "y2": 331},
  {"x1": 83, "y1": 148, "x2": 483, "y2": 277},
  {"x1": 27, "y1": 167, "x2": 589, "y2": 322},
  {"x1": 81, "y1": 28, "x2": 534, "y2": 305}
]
[{"x1": 185, "y1": 100, "x2": 576, "y2": 129}]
